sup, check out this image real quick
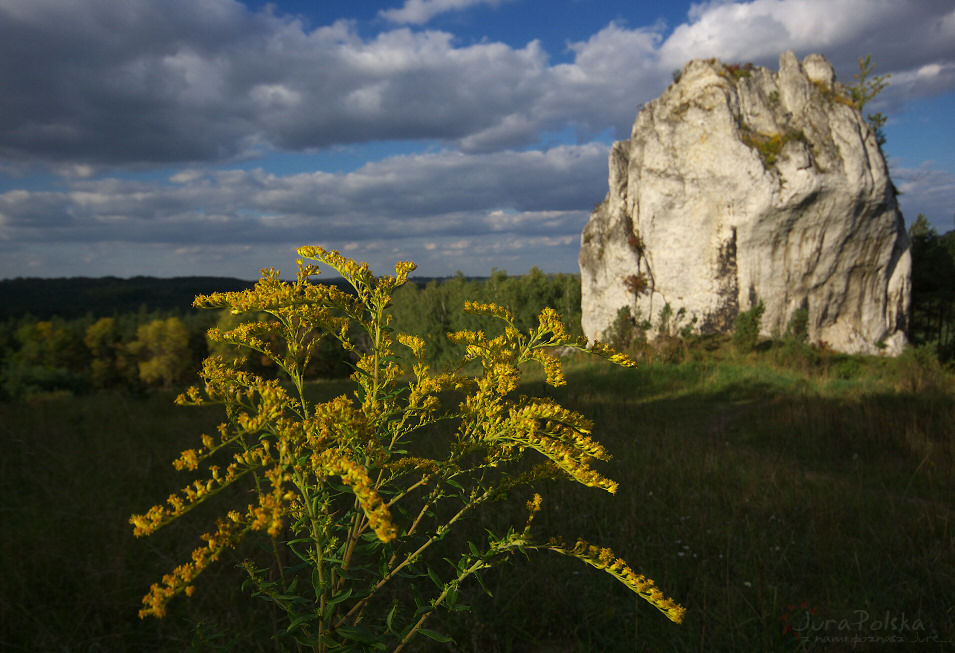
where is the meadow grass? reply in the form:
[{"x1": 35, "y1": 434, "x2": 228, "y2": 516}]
[{"x1": 1, "y1": 352, "x2": 953, "y2": 651}]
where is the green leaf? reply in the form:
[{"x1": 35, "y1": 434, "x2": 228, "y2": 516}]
[
  {"x1": 427, "y1": 566, "x2": 443, "y2": 588},
  {"x1": 327, "y1": 587, "x2": 353, "y2": 607},
  {"x1": 473, "y1": 570, "x2": 492, "y2": 597},
  {"x1": 385, "y1": 604, "x2": 398, "y2": 635},
  {"x1": 417, "y1": 628, "x2": 454, "y2": 643},
  {"x1": 333, "y1": 565, "x2": 364, "y2": 580},
  {"x1": 336, "y1": 625, "x2": 382, "y2": 645},
  {"x1": 411, "y1": 584, "x2": 426, "y2": 611},
  {"x1": 287, "y1": 611, "x2": 316, "y2": 633},
  {"x1": 324, "y1": 594, "x2": 349, "y2": 620},
  {"x1": 286, "y1": 560, "x2": 312, "y2": 576},
  {"x1": 413, "y1": 604, "x2": 435, "y2": 618}
]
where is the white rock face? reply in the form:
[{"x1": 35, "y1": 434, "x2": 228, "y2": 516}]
[{"x1": 579, "y1": 52, "x2": 911, "y2": 355}]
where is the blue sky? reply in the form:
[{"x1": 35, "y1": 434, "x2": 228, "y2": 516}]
[{"x1": 1, "y1": 0, "x2": 953, "y2": 279}]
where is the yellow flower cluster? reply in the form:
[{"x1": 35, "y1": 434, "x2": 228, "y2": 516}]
[
  {"x1": 449, "y1": 329, "x2": 517, "y2": 369},
  {"x1": 138, "y1": 517, "x2": 250, "y2": 618},
  {"x1": 132, "y1": 247, "x2": 683, "y2": 632},
  {"x1": 129, "y1": 442, "x2": 267, "y2": 537},
  {"x1": 522, "y1": 492, "x2": 544, "y2": 535},
  {"x1": 317, "y1": 451, "x2": 398, "y2": 542},
  {"x1": 587, "y1": 339, "x2": 638, "y2": 368},
  {"x1": 386, "y1": 455, "x2": 441, "y2": 479},
  {"x1": 463, "y1": 301, "x2": 514, "y2": 323},
  {"x1": 246, "y1": 486, "x2": 288, "y2": 538},
  {"x1": 404, "y1": 367, "x2": 466, "y2": 425},
  {"x1": 304, "y1": 394, "x2": 364, "y2": 450},
  {"x1": 548, "y1": 537, "x2": 686, "y2": 624},
  {"x1": 298, "y1": 246, "x2": 373, "y2": 293},
  {"x1": 371, "y1": 259, "x2": 418, "y2": 297},
  {"x1": 494, "y1": 401, "x2": 618, "y2": 494},
  {"x1": 529, "y1": 348, "x2": 566, "y2": 386},
  {"x1": 396, "y1": 332, "x2": 426, "y2": 360}
]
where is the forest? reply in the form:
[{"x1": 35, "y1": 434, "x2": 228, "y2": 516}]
[
  {"x1": 1, "y1": 216, "x2": 953, "y2": 402},
  {"x1": 0, "y1": 267, "x2": 582, "y2": 400}
]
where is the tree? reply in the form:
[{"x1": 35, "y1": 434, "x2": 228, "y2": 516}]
[
  {"x1": 130, "y1": 317, "x2": 191, "y2": 388},
  {"x1": 908, "y1": 214, "x2": 955, "y2": 358},
  {"x1": 84, "y1": 317, "x2": 130, "y2": 388},
  {"x1": 849, "y1": 54, "x2": 891, "y2": 147},
  {"x1": 391, "y1": 270, "x2": 584, "y2": 368},
  {"x1": 0, "y1": 319, "x2": 87, "y2": 398}
]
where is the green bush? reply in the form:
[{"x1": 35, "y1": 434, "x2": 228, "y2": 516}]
[
  {"x1": 732, "y1": 300, "x2": 765, "y2": 353},
  {"x1": 784, "y1": 307, "x2": 809, "y2": 343},
  {"x1": 605, "y1": 305, "x2": 650, "y2": 354}
]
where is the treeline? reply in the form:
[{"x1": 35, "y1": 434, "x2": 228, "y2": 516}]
[
  {"x1": 1, "y1": 308, "x2": 217, "y2": 400},
  {"x1": 0, "y1": 276, "x2": 262, "y2": 320},
  {"x1": 390, "y1": 268, "x2": 582, "y2": 366},
  {"x1": 908, "y1": 214, "x2": 955, "y2": 360},
  {"x1": 0, "y1": 268, "x2": 582, "y2": 400},
  {"x1": 3, "y1": 214, "x2": 951, "y2": 401}
]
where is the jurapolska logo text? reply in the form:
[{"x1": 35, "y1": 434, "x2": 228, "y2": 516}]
[{"x1": 784, "y1": 607, "x2": 940, "y2": 644}]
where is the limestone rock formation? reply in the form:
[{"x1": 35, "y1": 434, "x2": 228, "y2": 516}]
[{"x1": 579, "y1": 51, "x2": 911, "y2": 355}]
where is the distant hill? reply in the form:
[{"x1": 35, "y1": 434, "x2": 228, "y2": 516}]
[
  {"x1": 0, "y1": 276, "x2": 263, "y2": 320},
  {"x1": 0, "y1": 275, "x2": 457, "y2": 321}
]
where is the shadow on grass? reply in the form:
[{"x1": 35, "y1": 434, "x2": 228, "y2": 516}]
[
  {"x1": 422, "y1": 360, "x2": 955, "y2": 652},
  {"x1": 1, "y1": 362, "x2": 953, "y2": 652}
]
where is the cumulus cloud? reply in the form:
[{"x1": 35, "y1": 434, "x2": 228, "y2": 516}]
[
  {"x1": 661, "y1": 0, "x2": 955, "y2": 81},
  {"x1": 1, "y1": 0, "x2": 955, "y2": 278},
  {"x1": 379, "y1": 0, "x2": 511, "y2": 25},
  {"x1": 0, "y1": 144, "x2": 606, "y2": 275},
  {"x1": 895, "y1": 162, "x2": 955, "y2": 229},
  {"x1": 0, "y1": 0, "x2": 953, "y2": 169}
]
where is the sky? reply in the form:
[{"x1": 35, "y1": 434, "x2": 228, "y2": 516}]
[{"x1": 1, "y1": 0, "x2": 954, "y2": 281}]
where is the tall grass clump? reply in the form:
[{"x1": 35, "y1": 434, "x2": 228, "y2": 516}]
[{"x1": 129, "y1": 248, "x2": 683, "y2": 651}]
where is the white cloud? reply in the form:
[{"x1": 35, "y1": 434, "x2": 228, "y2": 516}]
[
  {"x1": 665, "y1": 0, "x2": 888, "y2": 66},
  {"x1": 661, "y1": 0, "x2": 955, "y2": 79},
  {"x1": 379, "y1": 0, "x2": 510, "y2": 25},
  {"x1": 887, "y1": 61, "x2": 955, "y2": 99},
  {"x1": 0, "y1": 144, "x2": 606, "y2": 276},
  {"x1": 895, "y1": 162, "x2": 955, "y2": 229},
  {"x1": 0, "y1": 0, "x2": 952, "y2": 168},
  {"x1": 2, "y1": 0, "x2": 955, "y2": 277}
]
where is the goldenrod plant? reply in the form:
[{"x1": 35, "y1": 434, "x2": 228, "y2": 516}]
[{"x1": 130, "y1": 247, "x2": 684, "y2": 650}]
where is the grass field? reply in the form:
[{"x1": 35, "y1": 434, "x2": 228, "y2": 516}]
[{"x1": 2, "y1": 345, "x2": 953, "y2": 651}]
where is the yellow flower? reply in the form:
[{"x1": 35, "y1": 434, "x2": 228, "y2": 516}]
[
  {"x1": 316, "y1": 451, "x2": 398, "y2": 543},
  {"x1": 548, "y1": 537, "x2": 685, "y2": 624},
  {"x1": 132, "y1": 246, "x2": 679, "y2": 631}
]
